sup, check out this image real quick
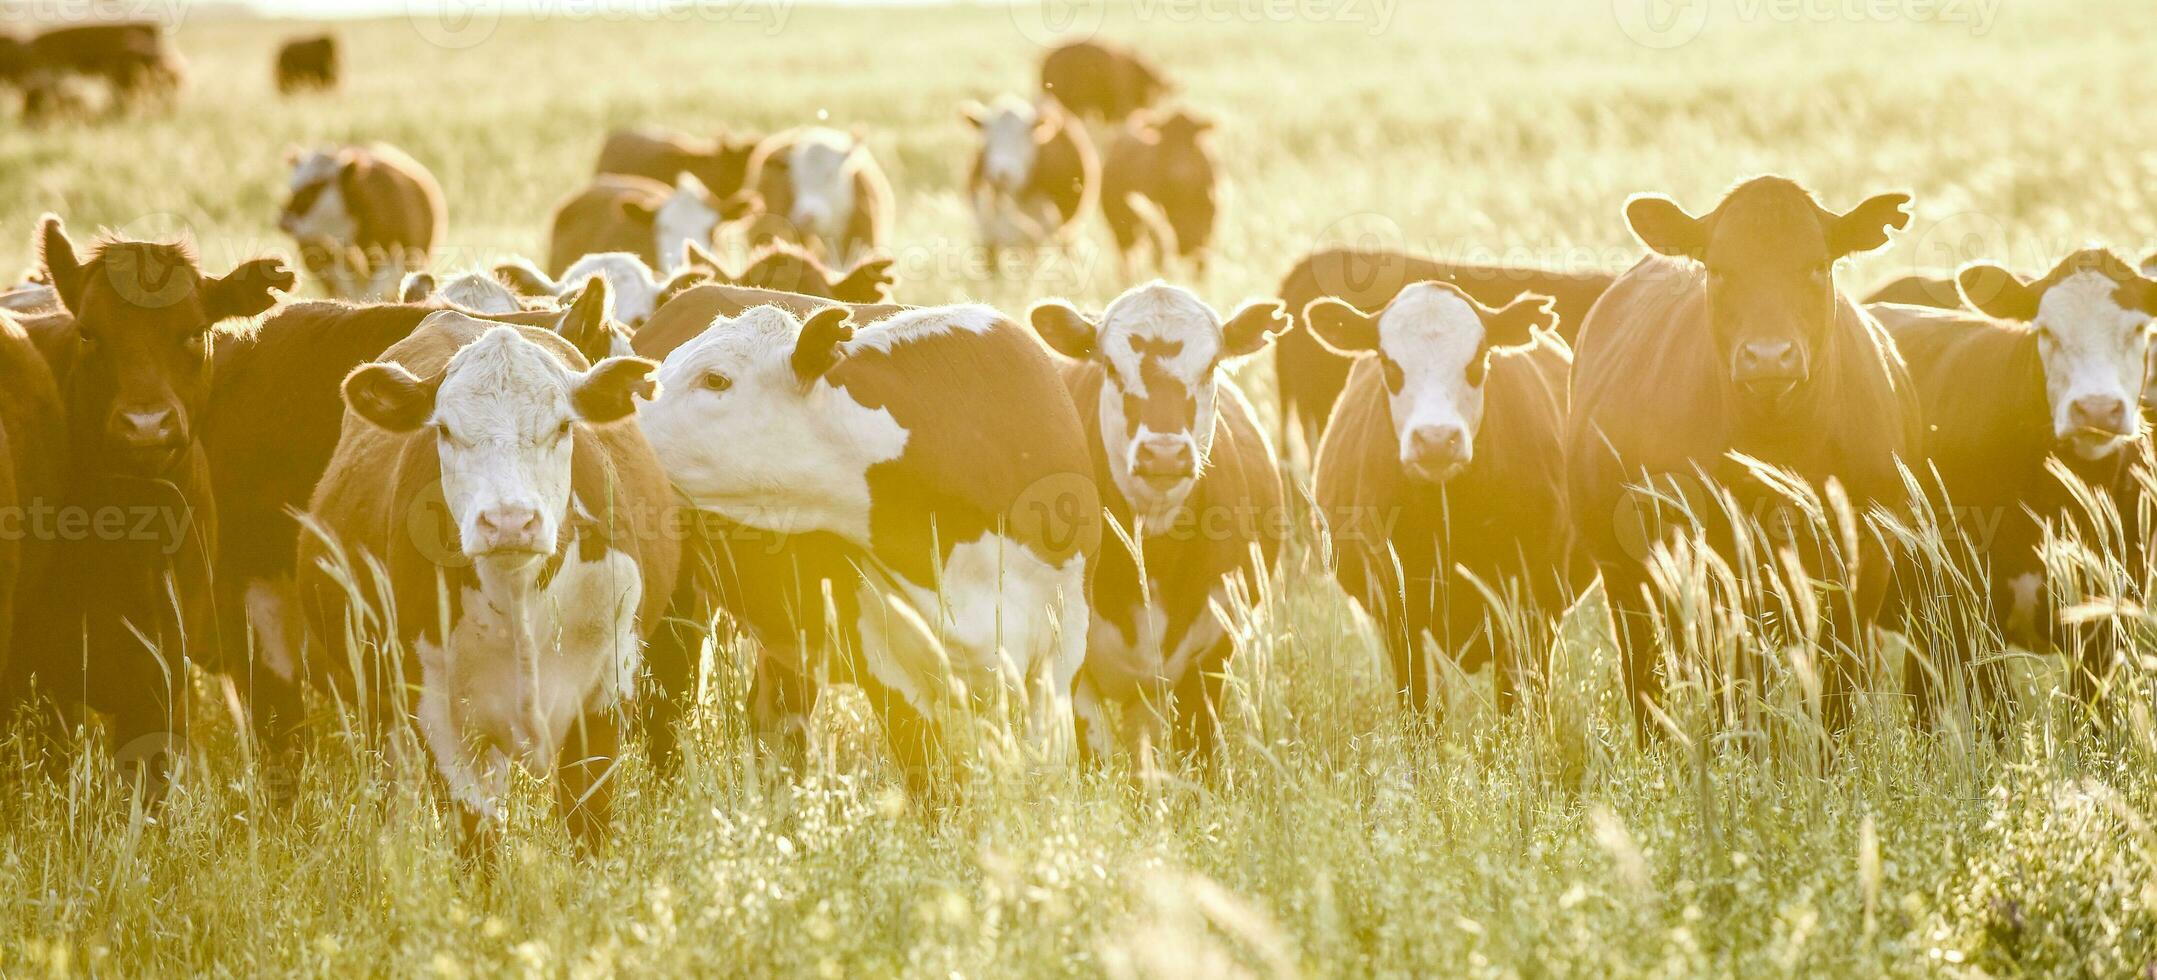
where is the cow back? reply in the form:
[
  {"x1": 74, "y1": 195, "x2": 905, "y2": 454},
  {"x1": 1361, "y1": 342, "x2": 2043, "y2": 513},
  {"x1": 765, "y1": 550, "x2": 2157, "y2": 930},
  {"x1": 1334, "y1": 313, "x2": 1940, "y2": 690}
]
[{"x1": 634, "y1": 282, "x2": 909, "y2": 359}]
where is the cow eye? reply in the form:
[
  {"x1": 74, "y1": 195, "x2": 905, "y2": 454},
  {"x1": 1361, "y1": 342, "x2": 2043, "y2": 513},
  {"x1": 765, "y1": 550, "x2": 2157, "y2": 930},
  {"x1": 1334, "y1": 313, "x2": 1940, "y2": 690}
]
[
  {"x1": 432, "y1": 422, "x2": 455, "y2": 443},
  {"x1": 1465, "y1": 355, "x2": 1488, "y2": 387},
  {"x1": 701, "y1": 371, "x2": 733, "y2": 393},
  {"x1": 555, "y1": 419, "x2": 574, "y2": 439}
]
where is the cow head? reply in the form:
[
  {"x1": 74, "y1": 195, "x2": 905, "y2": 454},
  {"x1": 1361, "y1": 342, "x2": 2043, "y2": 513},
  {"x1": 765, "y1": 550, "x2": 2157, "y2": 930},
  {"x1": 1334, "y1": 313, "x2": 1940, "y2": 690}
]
[
  {"x1": 785, "y1": 128, "x2": 864, "y2": 244},
  {"x1": 685, "y1": 239, "x2": 895, "y2": 304},
  {"x1": 40, "y1": 215, "x2": 292, "y2": 475},
  {"x1": 964, "y1": 95, "x2": 1061, "y2": 194},
  {"x1": 342, "y1": 317, "x2": 656, "y2": 562},
  {"x1": 1957, "y1": 249, "x2": 2157, "y2": 461},
  {"x1": 401, "y1": 269, "x2": 534, "y2": 315},
  {"x1": 649, "y1": 173, "x2": 723, "y2": 277},
  {"x1": 1627, "y1": 177, "x2": 1909, "y2": 409},
  {"x1": 1304, "y1": 282, "x2": 1556, "y2": 484},
  {"x1": 1031, "y1": 282, "x2": 1285, "y2": 525},
  {"x1": 278, "y1": 146, "x2": 355, "y2": 244}
]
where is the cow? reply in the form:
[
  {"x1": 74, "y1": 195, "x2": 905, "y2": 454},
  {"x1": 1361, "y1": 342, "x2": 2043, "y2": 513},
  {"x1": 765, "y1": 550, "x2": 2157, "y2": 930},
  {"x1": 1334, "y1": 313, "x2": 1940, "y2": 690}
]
[
  {"x1": 0, "y1": 310, "x2": 68, "y2": 683},
  {"x1": 1305, "y1": 283, "x2": 1577, "y2": 719},
  {"x1": 1026, "y1": 283, "x2": 1286, "y2": 759},
  {"x1": 595, "y1": 127, "x2": 761, "y2": 203},
  {"x1": 399, "y1": 270, "x2": 540, "y2": 316},
  {"x1": 1101, "y1": 110, "x2": 1218, "y2": 276},
  {"x1": 1275, "y1": 249, "x2": 1617, "y2": 446},
  {"x1": 7, "y1": 217, "x2": 291, "y2": 775},
  {"x1": 632, "y1": 281, "x2": 909, "y2": 361},
  {"x1": 635, "y1": 302, "x2": 1099, "y2": 789},
  {"x1": 274, "y1": 35, "x2": 337, "y2": 94},
  {"x1": 1567, "y1": 177, "x2": 1922, "y2": 738},
  {"x1": 205, "y1": 286, "x2": 629, "y2": 753},
  {"x1": 21, "y1": 22, "x2": 182, "y2": 117},
  {"x1": 1874, "y1": 250, "x2": 2157, "y2": 718},
  {"x1": 295, "y1": 298, "x2": 673, "y2": 845},
  {"x1": 546, "y1": 173, "x2": 750, "y2": 280},
  {"x1": 280, "y1": 143, "x2": 445, "y2": 301},
  {"x1": 670, "y1": 239, "x2": 895, "y2": 306},
  {"x1": 1039, "y1": 39, "x2": 1171, "y2": 124},
  {"x1": 741, "y1": 128, "x2": 894, "y2": 265},
  {"x1": 497, "y1": 252, "x2": 671, "y2": 335},
  {"x1": 962, "y1": 95, "x2": 1098, "y2": 259}
]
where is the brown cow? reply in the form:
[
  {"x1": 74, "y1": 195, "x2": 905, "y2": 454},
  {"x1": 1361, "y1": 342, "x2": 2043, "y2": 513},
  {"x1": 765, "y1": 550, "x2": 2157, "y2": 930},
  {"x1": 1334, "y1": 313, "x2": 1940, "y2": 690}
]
[
  {"x1": 297, "y1": 299, "x2": 672, "y2": 845},
  {"x1": 741, "y1": 127, "x2": 894, "y2": 265},
  {"x1": 0, "y1": 310, "x2": 67, "y2": 681},
  {"x1": 1275, "y1": 249, "x2": 1616, "y2": 443},
  {"x1": 8, "y1": 217, "x2": 291, "y2": 772},
  {"x1": 671, "y1": 239, "x2": 895, "y2": 306},
  {"x1": 1039, "y1": 39, "x2": 1171, "y2": 124},
  {"x1": 595, "y1": 127, "x2": 760, "y2": 203},
  {"x1": 1101, "y1": 110, "x2": 1217, "y2": 275},
  {"x1": 636, "y1": 302, "x2": 1099, "y2": 788},
  {"x1": 1307, "y1": 283, "x2": 1575, "y2": 718},
  {"x1": 1875, "y1": 250, "x2": 2157, "y2": 716},
  {"x1": 962, "y1": 95, "x2": 1098, "y2": 259},
  {"x1": 546, "y1": 173, "x2": 752, "y2": 279},
  {"x1": 1567, "y1": 177, "x2": 1921, "y2": 737},
  {"x1": 280, "y1": 143, "x2": 444, "y2": 301},
  {"x1": 1028, "y1": 283, "x2": 1287, "y2": 759},
  {"x1": 20, "y1": 22, "x2": 181, "y2": 118},
  {"x1": 274, "y1": 35, "x2": 337, "y2": 94}
]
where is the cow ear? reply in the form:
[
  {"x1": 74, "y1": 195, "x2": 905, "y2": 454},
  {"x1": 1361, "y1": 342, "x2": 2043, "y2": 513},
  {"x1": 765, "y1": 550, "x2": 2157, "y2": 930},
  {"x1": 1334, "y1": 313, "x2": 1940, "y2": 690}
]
[
  {"x1": 555, "y1": 275, "x2": 617, "y2": 364},
  {"x1": 618, "y1": 197, "x2": 658, "y2": 223},
  {"x1": 720, "y1": 190, "x2": 763, "y2": 223},
  {"x1": 399, "y1": 271, "x2": 436, "y2": 304},
  {"x1": 960, "y1": 100, "x2": 988, "y2": 129},
  {"x1": 1300, "y1": 297, "x2": 1380, "y2": 356},
  {"x1": 571, "y1": 356, "x2": 659, "y2": 424},
  {"x1": 791, "y1": 306, "x2": 854, "y2": 385},
  {"x1": 831, "y1": 256, "x2": 894, "y2": 303},
  {"x1": 344, "y1": 361, "x2": 439, "y2": 432},
  {"x1": 1957, "y1": 263, "x2": 2040, "y2": 322},
  {"x1": 1625, "y1": 195, "x2": 1707, "y2": 260},
  {"x1": 1028, "y1": 300, "x2": 1098, "y2": 360},
  {"x1": 1483, "y1": 293, "x2": 1558, "y2": 349},
  {"x1": 36, "y1": 215, "x2": 84, "y2": 314},
  {"x1": 1827, "y1": 192, "x2": 1912, "y2": 259},
  {"x1": 494, "y1": 258, "x2": 557, "y2": 298},
  {"x1": 203, "y1": 258, "x2": 296, "y2": 321},
  {"x1": 1220, "y1": 299, "x2": 1289, "y2": 359},
  {"x1": 680, "y1": 238, "x2": 722, "y2": 273}
]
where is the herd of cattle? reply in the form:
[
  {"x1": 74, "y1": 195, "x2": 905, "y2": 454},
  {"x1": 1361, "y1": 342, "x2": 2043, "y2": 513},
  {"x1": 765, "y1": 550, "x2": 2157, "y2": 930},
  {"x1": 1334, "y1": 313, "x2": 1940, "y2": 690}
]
[{"x1": 0, "y1": 28, "x2": 2152, "y2": 847}]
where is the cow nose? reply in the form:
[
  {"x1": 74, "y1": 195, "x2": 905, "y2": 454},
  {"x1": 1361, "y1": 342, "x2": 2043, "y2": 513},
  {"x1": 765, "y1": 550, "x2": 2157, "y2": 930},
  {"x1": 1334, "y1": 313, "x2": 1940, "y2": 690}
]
[
  {"x1": 474, "y1": 507, "x2": 545, "y2": 552},
  {"x1": 1407, "y1": 425, "x2": 1471, "y2": 473},
  {"x1": 2070, "y1": 394, "x2": 2129, "y2": 434},
  {"x1": 114, "y1": 409, "x2": 180, "y2": 449},
  {"x1": 1133, "y1": 440, "x2": 1195, "y2": 481},
  {"x1": 1734, "y1": 340, "x2": 1803, "y2": 383}
]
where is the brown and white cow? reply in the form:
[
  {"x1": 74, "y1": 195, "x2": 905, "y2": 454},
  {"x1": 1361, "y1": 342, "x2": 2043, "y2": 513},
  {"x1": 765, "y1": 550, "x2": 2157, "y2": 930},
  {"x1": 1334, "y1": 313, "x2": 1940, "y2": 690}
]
[
  {"x1": 1028, "y1": 283, "x2": 1286, "y2": 758},
  {"x1": 497, "y1": 252, "x2": 674, "y2": 336},
  {"x1": 633, "y1": 281, "x2": 909, "y2": 361},
  {"x1": 636, "y1": 302, "x2": 1098, "y2": 786},
  {"x1": 280, "y1": 142, "x2": 444, "y2": 301},
  {"x1": 1567, "y1": 177, "x2": 1922, "y2": 736},
  {"x1": 1101, "y1": 110, "x2": 1217, "y2": 275},
  {"x1": 1275, "y1": 249, "x2": 1616, "y2": 445},
  {"x1": 8, "y1": 217, "x2": 291, "y2": 768},
  {"x1": 1039, "y1": 39, "x2": 1171, "y2": 124},
  {"x1": 297, "y1": 302, "x2": 672, "y2": 844},
  {"x1": 546, "y1": 173, "x2": 747, "y2": 279},
  {"x1": 595, "y1": 126, "x2": 761, "y2": 203},
  {"x1": 742, "y1": 128, "x2": 894, "y2": 265},
  {"x1": 1875, "y1": 249, "x2": 2157, "y2": 714},
  {"x1": 672, "y1": 239, "x2": 895, "y2": 306},
  {"x1": 963, "y1": 95, "x2": 1098, "y2": 258},
  {"x1": 274, "y1": 35, "x2": 337, "y2": 94},
  {"x1": 1307, "y1": 283, "x2": 1577, "y2": 717},
  {"x1": 19, "y1": 22, "x2": 182, "y2": 118},
  {"x1": 400, "y1": 269, "x2": 542, "y2": 316}
]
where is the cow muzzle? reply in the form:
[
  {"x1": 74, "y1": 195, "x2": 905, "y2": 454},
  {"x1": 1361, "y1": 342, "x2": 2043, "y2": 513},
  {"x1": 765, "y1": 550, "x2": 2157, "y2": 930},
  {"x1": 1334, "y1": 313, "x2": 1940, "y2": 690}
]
[
  {"x1": 1403, "y1": 425, "x2": 1471, "y2": 484},
  {"x1": 107, "y1": 408, "x2": 185, "y2": 473},
  {"x1": 467, "y1": 505, "x2": 550, "y2": 559},
  {"x1": 1130, "y1": 437, "x2": 1196, "y2": 495},
  {"x1": 1731, "y1": 339, "x2": 1807, "y2": 401},
  {"x1": 2063, "y1": 393, "x2": 2135, "y2": 458}
]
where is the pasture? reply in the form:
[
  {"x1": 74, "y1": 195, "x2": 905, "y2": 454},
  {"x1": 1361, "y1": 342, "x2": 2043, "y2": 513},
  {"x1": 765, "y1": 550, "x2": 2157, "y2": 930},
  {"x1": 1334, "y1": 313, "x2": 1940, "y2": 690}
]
[{"x1": 3, "y1": 1, "x2": 2156, "y2": 975}]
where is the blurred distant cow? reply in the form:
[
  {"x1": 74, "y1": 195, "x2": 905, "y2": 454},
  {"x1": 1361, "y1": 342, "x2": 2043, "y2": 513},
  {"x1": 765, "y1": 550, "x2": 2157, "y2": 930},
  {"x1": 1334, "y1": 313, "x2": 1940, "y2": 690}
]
[
  {"x1": 1039, "y1": 39, "x2": 1171, "y2": 123},
  {"x1": 547, "y1": 173, "x2": 748, "y2": 279},
  {"x1": 742, "y1": 127, "x2": 893, "y2": 265},
  {"x1": 275, "y1": 35, "x2": 338, "y2": 94},
  {"x1": 963, "y1": 95, "x2": 1097, "y2": 258},
  {"x1": 1101, "y1": 110, "x2": 1218, "y2": 275},
  {"x1": 672, "y1": 239, "x2": 895, "y2": 305},
  {"x1": 279, "y1": 143, "x2": 444, "y2": 301},
  {"x1": 595, "y1": 127, "x2": 761, "y2": 202},
  {"x1": 20, "y1": 22, "x2": 182, "y2": 118},
  {"x1": 497, "y1": 251, "x2": 670, "y2": 336}
]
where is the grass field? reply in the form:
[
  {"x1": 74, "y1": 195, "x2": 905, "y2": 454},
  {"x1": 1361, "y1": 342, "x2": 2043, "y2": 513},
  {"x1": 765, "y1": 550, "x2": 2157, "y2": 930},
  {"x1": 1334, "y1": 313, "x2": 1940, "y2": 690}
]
[{"x1": 5, "y1": 0, "x2": 2157, "y2": 975}]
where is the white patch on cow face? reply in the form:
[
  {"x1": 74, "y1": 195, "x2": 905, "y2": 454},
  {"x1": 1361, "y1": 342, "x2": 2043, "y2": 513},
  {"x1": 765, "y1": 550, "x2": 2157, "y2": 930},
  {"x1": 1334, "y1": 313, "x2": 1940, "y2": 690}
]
[
  {"x1": 977, "y1": 99, "x2": 1041, "y2": 193},
  {"x1": 638, "y1": 306, "x2": 908, "y2": 542},
  {"x1": 1374, "y1": 282, "x2": 1489, "y2": 484},
  {"x1": 559, "y1": 252, "x2": 663, "y2": 333},
  {"x1": 653, "y1": 189, "x2": 719, "y2": 277},
  {"x1": 435, "y1": 272, "x2": 525, "y2": 315},
  {"x1": 1091, "y1": 283, "x2": 1223, "y2": 528},
  {"x1": 428, "y1": 326, "x2": 583, "y2": 560},
  {"x1": 280, "y1": 149, "x2": 354, "y2": 244},
  {"x1": 787, "y1": 131, "x2": 860, "y2": 243},
  {"x1": 2033, "y1": 270, "x2": 2151, "y2": 460}
]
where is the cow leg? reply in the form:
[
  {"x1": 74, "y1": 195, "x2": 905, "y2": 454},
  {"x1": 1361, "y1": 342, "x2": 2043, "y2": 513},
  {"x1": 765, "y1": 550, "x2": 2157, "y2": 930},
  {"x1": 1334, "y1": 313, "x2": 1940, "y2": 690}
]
[
  {"x1": 1169, "y1": 639, "x2": 1232, "y2": 763},
  {"x1": 1604, "y1": 567, "x2": 1665, "y2": 743},
  {"x1": 1071, "y1": 672, "x2": 1114, "y2": 765},
  {"x1": 553, "y1": 707, "x2": 622, "y2": 852},
  {"x1": 749, "y1": 650, "x2": 820, "y2": 767}
]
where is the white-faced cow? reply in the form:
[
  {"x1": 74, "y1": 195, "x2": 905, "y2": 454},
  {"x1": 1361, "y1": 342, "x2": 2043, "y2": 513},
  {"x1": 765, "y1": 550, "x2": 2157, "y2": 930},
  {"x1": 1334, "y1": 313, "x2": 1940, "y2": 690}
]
[
  {"x1": 546, "y1": 173, "x2": 749, "y2": 279},
  {"x1": 742, "y1": 128, "x2": 894, "y2": 265},
  {"x1": 297, "y1": 304, "x2": 673, "y2": 845},
  {"x1": 636, "y1": 303, "x2": 1098, "y2": 788},
  {"x1": 1874, "y1": 249, "x2": 2157, "y2": 716},
  {"x1": 496, "y1": 251, "x2": 669, "y2": 337},
  {"x1": 1567, "y1": 177, "x2": 1922, "y2": 737},
  {"x1": 400, "y1": 269, "x2": 540, "y2": 316},
  {"x1": 1027, "y1": 283, "x2": 1286, "y2": 759},
  {"x1": 279, "y1": 143, "x2": 444, "y2": 301},
  {"x1": 962, "y1": 95, "x2": 1097, "y2": 259},
  {"x1": 1307, "y1": 282, "x2": 1578, "y2": 718}
]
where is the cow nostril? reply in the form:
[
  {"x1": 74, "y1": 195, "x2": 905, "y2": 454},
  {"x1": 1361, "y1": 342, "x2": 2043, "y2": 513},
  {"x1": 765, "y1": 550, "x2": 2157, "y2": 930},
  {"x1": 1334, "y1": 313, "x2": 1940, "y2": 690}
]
[{"x1": 2073, "y1": 396, "x2": 2129, "y2": 431}]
